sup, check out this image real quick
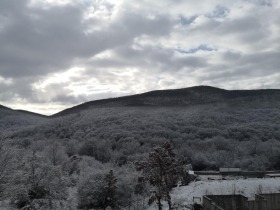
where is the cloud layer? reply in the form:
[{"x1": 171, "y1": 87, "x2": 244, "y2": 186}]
[{"x1": 0, "y1": 0, "x2": 279, "y2": 114}]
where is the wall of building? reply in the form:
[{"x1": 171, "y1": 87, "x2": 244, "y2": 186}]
[
  {"x1": 203, "y1": 196, "x2": 224, "y2": 210},
  {"x1": 261, "y1": 193, "x2": 280, "y2": 210},
  {"x1": 247, "y1": 194, "x2": 267, "y2": 210},
  {"x1": 203, "y1": 193, "x2": 280, "y2": 210},
  {"x1": 204, "y1": 195, "x2": 248, "y2": 210}
]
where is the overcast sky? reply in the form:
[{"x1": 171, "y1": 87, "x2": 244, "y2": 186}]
[{"x1": 0, "y1": 0, "x2": 279, "y2": 115}]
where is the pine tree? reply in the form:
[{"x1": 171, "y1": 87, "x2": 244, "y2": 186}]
[{"x1": 135, "y1": 142, "x2": 183, "y2": 210}]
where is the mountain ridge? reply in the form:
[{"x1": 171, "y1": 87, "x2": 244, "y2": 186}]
[
  {"x1": 6, "y1": 86, "x2": 280, "y2": 172},
  {"x1": 15, "y1": 110, "x2": 48, "y2": 118},
  {"x1": 0, "y1": 104, "x2": 12, "y2": 110},
  {"x1": 1, "y1": 86, "x2": 280, "y2": 118},
  {"x1": 52, "y1": 85, "x2": 280, "y2": 117}
]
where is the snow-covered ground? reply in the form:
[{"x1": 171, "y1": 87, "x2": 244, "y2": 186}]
[
  {"x1": 148, "y1": 177, "x2": 280, "y2": 210},
  {"x1": 2, "y1": 177, "x2": 280, "y2": 210}
]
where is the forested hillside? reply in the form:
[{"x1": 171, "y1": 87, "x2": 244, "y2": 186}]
[
  {"x1": 53, "y1": 86, "x2": 280, "y2": 117},
  {"x1": 0, "y1": 105, "x2": 48, "y2": 133},
  {"x1": 1, "y1": 86, "x2": 280, "y2": 209},
  {"x1": 10, "y1": 104, "x2": 280, "y2": 170}
]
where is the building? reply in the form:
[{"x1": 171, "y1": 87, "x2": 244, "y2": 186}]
[{"x1": 203, "y1": 193, "x2": 280, "y2": 210}]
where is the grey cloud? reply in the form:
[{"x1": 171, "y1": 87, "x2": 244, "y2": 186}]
[
  {"x1": 0, "y1": 77, "x2": 41, "y2": 102},
  {"x1": 118, "y1": 12, "x2": 174, "y2": 37},
  {"x1": 52, "y1": 94, "x2": 87, "y2": 105},
  {"x1": 195, "y1": 51, "x2": 280, "y2": 82},
  {"x1": 0, "y1": 83, "x2": 13, "y2": 102},
  {"x1": 174, "y1": 56, "x2": 208, "y2": 69},
  {"x1": 0, "y1": 0, "x2": 279, "y2": 114},
  {"x1": 84, "y1": 44, "x2": 208, "y2": 76},
  {"x1": 222, "y1": 51, "x2": 242, "y2": 61},
  {"x1": 189, "y1": 12, "x2": 269, "y2": 47},
  {"x1": 0, "y1": 75, "x2": 84, "y2": 106},
  {"x1": 245, "y1": 0, "x2": 273, "y2": 7},
  {"x1": 0, "y1": 0, "x2": 173, "y2": 79},
  {"x1": 0, "y1": 0, "x2": 175, "y2": 109},
  {"x1": 0, "y1": 1, "x2": 87, "y2": 78},
  {"x1": 221, "y1": 16, "x2": 265, "y2": 42},
  {"x1": 239, "y1": 51, "x2": 280, "y2": 74}
]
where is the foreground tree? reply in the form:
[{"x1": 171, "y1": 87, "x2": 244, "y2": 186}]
[
  {"x1": 11, "y1": 151, "x2": 68, "y2": 209},
  {"x1": 78, "y1": 170, "x2": 118, "y2": 210},
  {"x1": 135, "y1": 142, "x2": 184, "y2": 210}
]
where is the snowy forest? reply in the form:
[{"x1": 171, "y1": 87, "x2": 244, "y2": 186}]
[{"x1": 1, "y1": 86, "x2": 280, "y2": 209}]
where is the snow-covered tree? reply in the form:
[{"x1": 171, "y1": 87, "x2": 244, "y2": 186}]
[
  {"x1": 135, "y1": 142, "x2": 183, "y2": 210},
  {"x1": 0, "y1": 147, "x2": 17, "y2": 200},
  {"x1": 44, "y1": 142, "x2": 67, "y2": 166},
  {"x1": 78, "y1": 170, "x2": 118, "y2": 210},
  {"x1": 11, "y1": 151, "x2": 68, "y2": 209}
]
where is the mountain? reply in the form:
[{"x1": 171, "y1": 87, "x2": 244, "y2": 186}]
[
  {"x1": 0, "y1": 105, "x2": 48, "y2": 133},
  {"x1": 1, "y1": 86, "x2": 280, "y2": 210},
  {"x1": 0, "y1": 104, "x2": 10, "y2": 109},
  {"x1": 15, "y1": 109, "x2": 48, "y2": 118},
  {"x1": 0, "y1": 104, "x2": 13, "y2": 112},
  {"x1": 6, "y1": 85, "x2": 280, "y2": 172},
  {"x1": 52, "y1": 86, "x2": 280, "y2": 117}
]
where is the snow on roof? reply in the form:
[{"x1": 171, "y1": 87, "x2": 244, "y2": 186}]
[
  {"x1": 188, "y1": 170, "x2": 195, "y2": 175},
  {"x1": 266, "y1": 174, "x2": 280, "y2": 177}
]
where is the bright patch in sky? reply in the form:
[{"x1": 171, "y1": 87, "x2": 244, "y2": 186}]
[{"x1": 34, "y1": 67, "x2": 85, "y2": 91}]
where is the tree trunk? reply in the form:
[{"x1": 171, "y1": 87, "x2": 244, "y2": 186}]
[
  {"x1": 157, "y1": 196, "x2": 162, "y2": 210},
  {"x1": 167, "y1": 195, "x2": 172, "y2": 210}
]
